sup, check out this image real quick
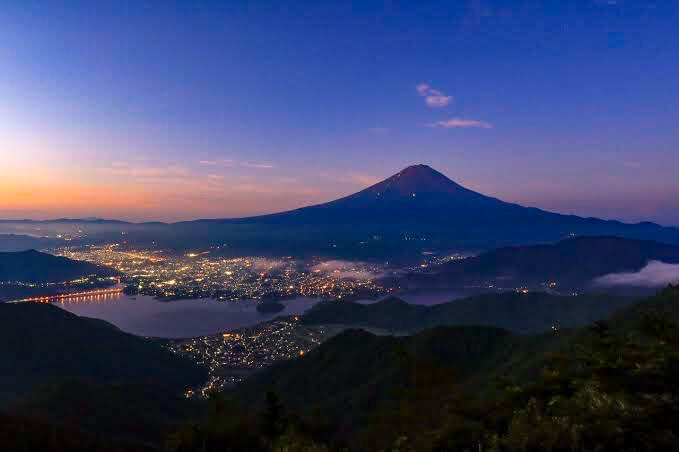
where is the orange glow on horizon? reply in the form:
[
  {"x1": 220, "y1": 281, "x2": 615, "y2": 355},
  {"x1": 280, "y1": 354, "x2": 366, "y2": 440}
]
[{"x1": 0, "y1": 172, "x2": 331, "y2": 222}]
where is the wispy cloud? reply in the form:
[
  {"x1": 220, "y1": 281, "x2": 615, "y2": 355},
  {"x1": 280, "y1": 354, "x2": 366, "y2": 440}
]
[
  {"x1": 248, "y1": 258, "x2": 289, "y2": 272},
  {"x1": 311, "y1": 260, "x2": 377, "y2": 280},
  {"x1": 427, "y1": 118, "x2": 493, "y2": 129},
  {"x1": 103, "y1": 162, "x2": 190, "y2": 178},
  {"x1": 320, "y1": 171, "x2": 381, "y2": 187},
  {"x1": 199, "y1": 159, "x2": 234, "y2": 167},
  {"x1": 242, "y1": 161, "x2": 275, "y2": 169},
  {"x1": 416, "y1": 83, "x2": 452, "y2": 108}
]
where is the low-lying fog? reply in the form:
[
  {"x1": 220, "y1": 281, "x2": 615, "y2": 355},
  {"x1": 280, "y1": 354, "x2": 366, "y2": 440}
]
[{"x1": 594, "y1": 261, "x2": 679, "y2": 288}]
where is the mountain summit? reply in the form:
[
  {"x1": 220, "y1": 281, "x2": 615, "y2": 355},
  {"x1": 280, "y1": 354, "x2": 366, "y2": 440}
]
[
  {"x1": 345, "y1": 164, "x2": 483, "y2": 200},
  {"x1": 172, "y1": 164, "x2": 679, "y2": 257},
  {"x1": 290, "y1": 164, "x2": 506, "y2": 217},
  {"x1": 242, "y1": 164, "x2": 500, "y2": 224}
]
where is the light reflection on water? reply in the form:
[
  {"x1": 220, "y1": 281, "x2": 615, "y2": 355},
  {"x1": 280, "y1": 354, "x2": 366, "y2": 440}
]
[{"x1": 57, "y1": 292, "x2": 320, "y2": 338}]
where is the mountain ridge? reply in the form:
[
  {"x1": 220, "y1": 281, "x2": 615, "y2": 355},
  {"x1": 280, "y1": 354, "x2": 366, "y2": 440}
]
[
  {"x1": 1, "y1": 165, "x2": 674, "y2": 230},
  {"x1": 181, "y1": 164, "x2": 673, "y2": 231},
  {"x1": 4, "y1": 166, "x2": 678, "y2": 257}
]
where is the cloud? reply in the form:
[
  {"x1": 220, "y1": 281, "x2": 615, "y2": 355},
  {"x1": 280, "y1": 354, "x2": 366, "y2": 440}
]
[
  {"x1": 334, "y1": 270, "x2": 375, "y2": 280},
  {"x1": 416, "y1": 83, "x2": 431, "y2": 96},
  {"x1": 593, "y1": 261, "x2": 679, "y2": 287},
  {"x1": 229, "y1": 182, "x2": 320, "y2": 196},
  {"x1": 199, "y1": 159, "x2": 234, "y2": 167},
  {"x1": 416, "y1": 83, "x2": 452, "y2": 108},
  {"x1": 320, "y1": 171, "x2": 381, "y2": 187},
  {"x1": 248, "y1": 258, "x2": 289, "y2": 272},
  {"x1": 311, "y1": 260, "x2": 377, "y2": 280},
  {"x1": 242, "y1": 161, "x2": 275, "y2": 169},
  {"x1": 103, "y1": 163, "x2": 190, "y2": 178},
  {"x1": 427, "y1": 118, "x2": 493, "y2": 129}
]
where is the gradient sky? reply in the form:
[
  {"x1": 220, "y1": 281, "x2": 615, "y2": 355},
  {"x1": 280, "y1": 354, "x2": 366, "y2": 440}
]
[{"x1": 1, "y1": 0, "x2": 678, "y2": 224}]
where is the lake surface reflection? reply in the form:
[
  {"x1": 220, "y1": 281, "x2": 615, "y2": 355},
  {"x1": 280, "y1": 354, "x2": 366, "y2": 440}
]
[
  {"x1": 55, "y1": 288, "x2": 468, "y2": 338},
  {"x1": 56, "y1": 292, "x2": 320, "y2": 338}
]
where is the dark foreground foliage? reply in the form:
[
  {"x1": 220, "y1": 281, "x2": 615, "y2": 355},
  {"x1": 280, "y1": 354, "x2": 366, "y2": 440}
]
[
  {"x1": 170, "y1": 286, "x2": 679, "y2": 451},
  {"x1": 5, "y1": 286, "x2": 679, "y2": 451},
  {"x1": 0, "y1": 414, "x2": 151, "y2": 452}
]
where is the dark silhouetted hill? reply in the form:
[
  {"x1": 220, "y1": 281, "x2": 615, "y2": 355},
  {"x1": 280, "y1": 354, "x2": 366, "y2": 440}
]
[
  {"x1": 403, "y1": 235, "x2": 679, "y2": 289},
  {"x1": 0, "y1": 302, "x2": 206, "y2": 404},
  {"x1": 0, "y1": 249, "x2": 118, "y2": 283},
  {"x1": 210, "y1": 286, "x2": 679, "y2": 450},
  {"x1": 0, "y1": 413, "x2": 152, "y2": 452},
  {"x1": 227, "y1": 324, "x2": 575, "y2": 449},
  {"x1": 301, "y1": 291, "x2": 638, "y2": 334}
]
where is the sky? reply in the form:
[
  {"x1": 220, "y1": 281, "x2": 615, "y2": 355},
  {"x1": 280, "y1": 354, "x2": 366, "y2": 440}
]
[{"x1": 1, "y1": 0, "x2": 678, "y2": 224}]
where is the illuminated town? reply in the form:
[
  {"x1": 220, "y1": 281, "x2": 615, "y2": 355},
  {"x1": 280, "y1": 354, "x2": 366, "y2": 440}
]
[
  {"x1": 53, "y1": 244, "x2": 393, "y2": 302},
  {"x1": 166, "y1": 316, "x2": 334, "y2": 396}
]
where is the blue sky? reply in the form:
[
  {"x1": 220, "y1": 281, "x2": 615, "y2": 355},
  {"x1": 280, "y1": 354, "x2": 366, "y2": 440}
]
[{"x1": 1, "y1": 0, "x2": 678, "y2": 223}]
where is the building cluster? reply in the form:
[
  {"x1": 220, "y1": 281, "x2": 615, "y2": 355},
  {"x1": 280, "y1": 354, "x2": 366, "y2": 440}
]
[
  {"x1": 166, "y1": 316, "x2": 330, "y2": 396},
  {"x1": 55, "y1": 245, "x2": 388, "y2": 301}
]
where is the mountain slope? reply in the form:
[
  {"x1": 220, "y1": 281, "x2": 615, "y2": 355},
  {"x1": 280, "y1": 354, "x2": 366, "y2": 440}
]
[
  {"x1": 0, "y1": 303, "x2": 208, "y2": 448},
  {"x1": 190, "y1": 165, "x2": 547, "y2": 225}
]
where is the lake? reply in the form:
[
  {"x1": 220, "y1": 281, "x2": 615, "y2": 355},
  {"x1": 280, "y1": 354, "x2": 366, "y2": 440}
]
[
  {"x1": 55, "y1": 288, "x2": 468, "y2": 338},
  {"x1": 56, "y1": 292, "x2": 320, "y2": 338}
]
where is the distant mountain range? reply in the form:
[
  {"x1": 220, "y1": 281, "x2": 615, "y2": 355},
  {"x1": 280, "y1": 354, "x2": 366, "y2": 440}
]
[
  {"x1": 0, "y1": 218, "x2": 132, "y2": 224},
  {"x1": 399, "y1": 235, "x2": 679, "y2": 290},
  {"x1": 3, "y1": 165, "x2": 679, "y2": 258}
]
